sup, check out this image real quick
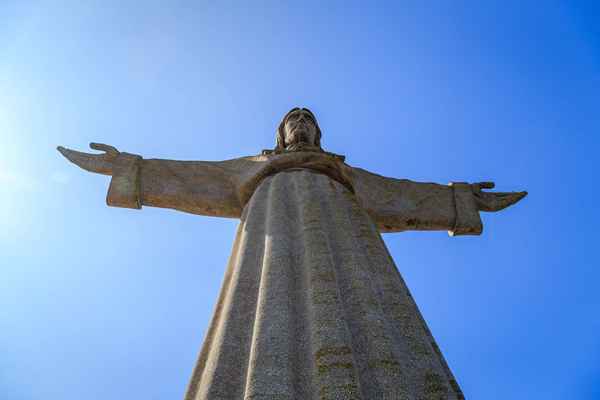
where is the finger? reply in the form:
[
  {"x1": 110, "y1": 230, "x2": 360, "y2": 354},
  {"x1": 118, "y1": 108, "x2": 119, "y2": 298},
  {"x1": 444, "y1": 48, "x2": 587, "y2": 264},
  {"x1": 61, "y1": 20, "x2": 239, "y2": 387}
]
[
  {"x1": 57, "y1": 145, "x2": 113, "y2": 175},
  {"x1": 90, "y1": 142, "x2": 118, "y2": 154}
]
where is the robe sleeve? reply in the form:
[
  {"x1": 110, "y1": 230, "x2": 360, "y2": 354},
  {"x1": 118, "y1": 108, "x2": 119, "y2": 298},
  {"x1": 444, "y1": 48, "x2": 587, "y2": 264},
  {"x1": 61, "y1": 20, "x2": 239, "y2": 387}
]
[
  {"x1": 106, "y1": 152, "x2": 243, "y2": 218},
  {"x1": 351, "y1": 167, "x2": 482, "y2": 236}
]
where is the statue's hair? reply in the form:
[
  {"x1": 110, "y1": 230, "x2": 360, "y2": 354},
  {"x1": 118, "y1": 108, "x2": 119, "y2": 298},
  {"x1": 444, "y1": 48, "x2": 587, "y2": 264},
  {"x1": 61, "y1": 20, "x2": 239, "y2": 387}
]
[{"x1": 275, "y1": 107, "x2": 322, "y2": 150}]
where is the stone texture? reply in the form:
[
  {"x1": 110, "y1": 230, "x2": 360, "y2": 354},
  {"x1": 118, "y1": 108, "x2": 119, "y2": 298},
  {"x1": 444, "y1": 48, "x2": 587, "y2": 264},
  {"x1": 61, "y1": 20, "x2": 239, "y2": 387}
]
[
  {"x1": 184, "y1": 169, "x2": 465, "y2": 399},
  {"x1": 57, "y1": 107, "x2": 527, "y2": 399}
]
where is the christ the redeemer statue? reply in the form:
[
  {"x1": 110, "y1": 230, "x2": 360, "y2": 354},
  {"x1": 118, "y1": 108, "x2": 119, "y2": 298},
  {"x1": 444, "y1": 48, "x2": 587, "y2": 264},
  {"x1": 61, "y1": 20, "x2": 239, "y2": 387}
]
[{"x1": 58, "y1": 108, "x2": 526, "y2": 400}]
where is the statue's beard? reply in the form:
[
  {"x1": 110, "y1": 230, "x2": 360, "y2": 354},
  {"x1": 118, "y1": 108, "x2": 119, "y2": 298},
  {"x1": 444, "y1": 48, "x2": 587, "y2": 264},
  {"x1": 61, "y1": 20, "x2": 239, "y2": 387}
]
[
  {"x1": 290, "y1": 132, "x2": 309, "y2": 145},
  {"x1": 285, "y1": 133, "x2": 318, "y2": 152}
]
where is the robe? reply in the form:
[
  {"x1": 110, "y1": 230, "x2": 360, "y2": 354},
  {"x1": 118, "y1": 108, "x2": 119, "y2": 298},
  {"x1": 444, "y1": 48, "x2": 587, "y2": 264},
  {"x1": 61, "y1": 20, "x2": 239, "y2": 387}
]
[{"x1": 106, "y1": 150, "x2": 483, "y2": 400}]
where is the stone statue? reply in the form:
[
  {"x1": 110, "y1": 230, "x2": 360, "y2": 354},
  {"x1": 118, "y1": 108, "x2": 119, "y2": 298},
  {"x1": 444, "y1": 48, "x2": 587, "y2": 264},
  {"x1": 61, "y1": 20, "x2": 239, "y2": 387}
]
[{"x1": 58, "y1": 108, "x2": 526, "y2": 400}]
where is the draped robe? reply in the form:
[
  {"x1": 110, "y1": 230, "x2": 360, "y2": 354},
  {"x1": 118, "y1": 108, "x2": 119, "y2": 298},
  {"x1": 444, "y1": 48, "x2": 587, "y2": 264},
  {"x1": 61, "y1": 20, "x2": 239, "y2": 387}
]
[{"x1": 106, "y1": 150, "x2": 483, "y2": 400}]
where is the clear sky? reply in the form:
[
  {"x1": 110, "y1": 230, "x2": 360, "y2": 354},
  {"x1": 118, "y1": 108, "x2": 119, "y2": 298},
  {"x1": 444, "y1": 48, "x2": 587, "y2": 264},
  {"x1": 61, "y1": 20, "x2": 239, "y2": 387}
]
[{"x1": 1, "y1": 1, "x2": 599, "y2": 399}]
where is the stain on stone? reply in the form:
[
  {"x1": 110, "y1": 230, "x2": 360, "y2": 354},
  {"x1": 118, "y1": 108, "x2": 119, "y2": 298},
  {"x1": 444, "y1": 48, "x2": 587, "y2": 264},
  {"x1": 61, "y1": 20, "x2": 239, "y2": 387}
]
[
  {"x1": 318, "y1": 383, "x2": 360, "y2": 400},
  {"x1": 317, "y1": 362, "x2": 354, "y2": 375},
  {"x1": 315, "y1": 346, "x2": 353, "y2": 359},
  {"x1": 367, "y1": 359, "x2": 401, "y2": 372},
  {"x1": 311, "y1": 290, "x2": 338, "y2": 305}
]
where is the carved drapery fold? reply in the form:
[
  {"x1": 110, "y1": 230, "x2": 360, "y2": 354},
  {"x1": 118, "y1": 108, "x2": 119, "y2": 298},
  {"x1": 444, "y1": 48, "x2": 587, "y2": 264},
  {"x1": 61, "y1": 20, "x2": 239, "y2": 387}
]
[
  {"x1": 184, "y1": 170, "x2": 465, "y2": 400},
  {"x1": 107, "y1": 152, "x2": 142, "y2": 209},
  {"x1": 449, "y1": 182, "x2": 483, "y2": 236}
]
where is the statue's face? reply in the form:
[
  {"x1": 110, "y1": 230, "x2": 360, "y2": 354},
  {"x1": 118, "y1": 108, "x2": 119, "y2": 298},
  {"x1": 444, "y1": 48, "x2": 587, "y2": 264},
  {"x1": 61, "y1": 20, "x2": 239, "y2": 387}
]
[{"x1": 283, "y1": 110, "x2": 318, "y2": 147}]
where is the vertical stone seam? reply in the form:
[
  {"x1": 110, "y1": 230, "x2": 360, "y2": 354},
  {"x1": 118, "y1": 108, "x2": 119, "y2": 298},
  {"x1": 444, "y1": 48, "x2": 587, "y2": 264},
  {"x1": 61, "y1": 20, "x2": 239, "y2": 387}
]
[
  {"x1": 314, "y1": 175, "x2": 366, "y2": 399},
  {"x1": 243, "y1": 175, "x2": 293, "y2": 399},
  {"x1": 323, "y1": 185, "x2": 375, "y2": 396},
  {"x1": 292, "y1": 173, "x2": 317, "y2": 400},
  {"x1": 332, "y1": 185, "x2": 411, "y2": 398}
]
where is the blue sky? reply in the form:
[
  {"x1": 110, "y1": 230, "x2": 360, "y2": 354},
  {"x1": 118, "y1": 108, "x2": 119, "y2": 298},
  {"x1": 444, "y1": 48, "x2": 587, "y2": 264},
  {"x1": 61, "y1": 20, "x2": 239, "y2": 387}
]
[{"x1": 1, "y1": 1, "x2": 599, "y2": 399}]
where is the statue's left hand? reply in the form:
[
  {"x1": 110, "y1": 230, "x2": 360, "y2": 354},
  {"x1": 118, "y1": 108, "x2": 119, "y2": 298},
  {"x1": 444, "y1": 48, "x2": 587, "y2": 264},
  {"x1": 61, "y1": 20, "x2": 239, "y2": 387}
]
[
  {"x1": 471, "y1": 182, "x2": 527, "y2": 212},
  {"x1": 57, "y1": 143, "x2": 120, "y2": 175}
]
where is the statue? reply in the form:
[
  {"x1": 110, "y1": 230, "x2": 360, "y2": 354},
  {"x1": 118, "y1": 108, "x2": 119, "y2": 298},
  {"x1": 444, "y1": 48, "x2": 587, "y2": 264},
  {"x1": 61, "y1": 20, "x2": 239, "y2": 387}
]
[{"x1": 58, "y1": 108, "x2": 526, "y2": 400}]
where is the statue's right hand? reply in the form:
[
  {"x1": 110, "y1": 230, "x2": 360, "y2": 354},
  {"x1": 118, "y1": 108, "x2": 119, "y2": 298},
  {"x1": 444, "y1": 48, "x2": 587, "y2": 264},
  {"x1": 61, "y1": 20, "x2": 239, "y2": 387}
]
[{"x1": 57, "y1": 142, "x2": 120, "y2": 175}]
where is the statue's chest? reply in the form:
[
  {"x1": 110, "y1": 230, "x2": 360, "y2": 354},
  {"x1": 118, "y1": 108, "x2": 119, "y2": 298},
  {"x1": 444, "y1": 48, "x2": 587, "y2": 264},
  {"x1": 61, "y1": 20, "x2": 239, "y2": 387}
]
[{"x1": 236, "y1": 152, "x2": 354, "y2": 207}]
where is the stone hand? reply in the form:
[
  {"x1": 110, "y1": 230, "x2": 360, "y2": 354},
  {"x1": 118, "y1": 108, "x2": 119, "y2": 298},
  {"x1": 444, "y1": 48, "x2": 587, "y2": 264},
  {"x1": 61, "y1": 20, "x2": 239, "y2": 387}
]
[
  {"x1": 471, "y1": 182, "x2": 527, "y2": 212},
  {"x1": 57, "y1": 143, "x2": 120, "y2": 176}
]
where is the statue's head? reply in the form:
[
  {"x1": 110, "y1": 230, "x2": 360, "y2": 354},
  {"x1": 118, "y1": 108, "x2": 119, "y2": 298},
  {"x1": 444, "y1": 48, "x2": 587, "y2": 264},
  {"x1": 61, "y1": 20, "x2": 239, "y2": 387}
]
[{"x1": 276, "y1": 108, "x2": 322, "y2": 151}]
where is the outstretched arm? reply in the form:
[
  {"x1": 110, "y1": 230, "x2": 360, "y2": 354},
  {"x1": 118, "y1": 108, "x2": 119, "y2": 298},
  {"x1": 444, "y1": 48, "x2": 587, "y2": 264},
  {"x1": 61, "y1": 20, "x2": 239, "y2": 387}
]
[
  {"x1": 58, "y1": 143, "x2": 243, "y2": 218},
  {"x1": 352, "y1": 167, "x2": 526, "y2": 235}
]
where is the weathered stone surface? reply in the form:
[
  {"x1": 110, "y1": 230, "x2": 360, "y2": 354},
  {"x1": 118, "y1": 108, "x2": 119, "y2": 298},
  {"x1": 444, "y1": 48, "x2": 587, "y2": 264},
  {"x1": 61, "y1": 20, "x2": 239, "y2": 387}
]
[
  {"x1": 185, "y1": 169, "x2": 465, "y2": 399},
  {"x1": 57, "y1": 107, "x2": 527, "y2": 399}
]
